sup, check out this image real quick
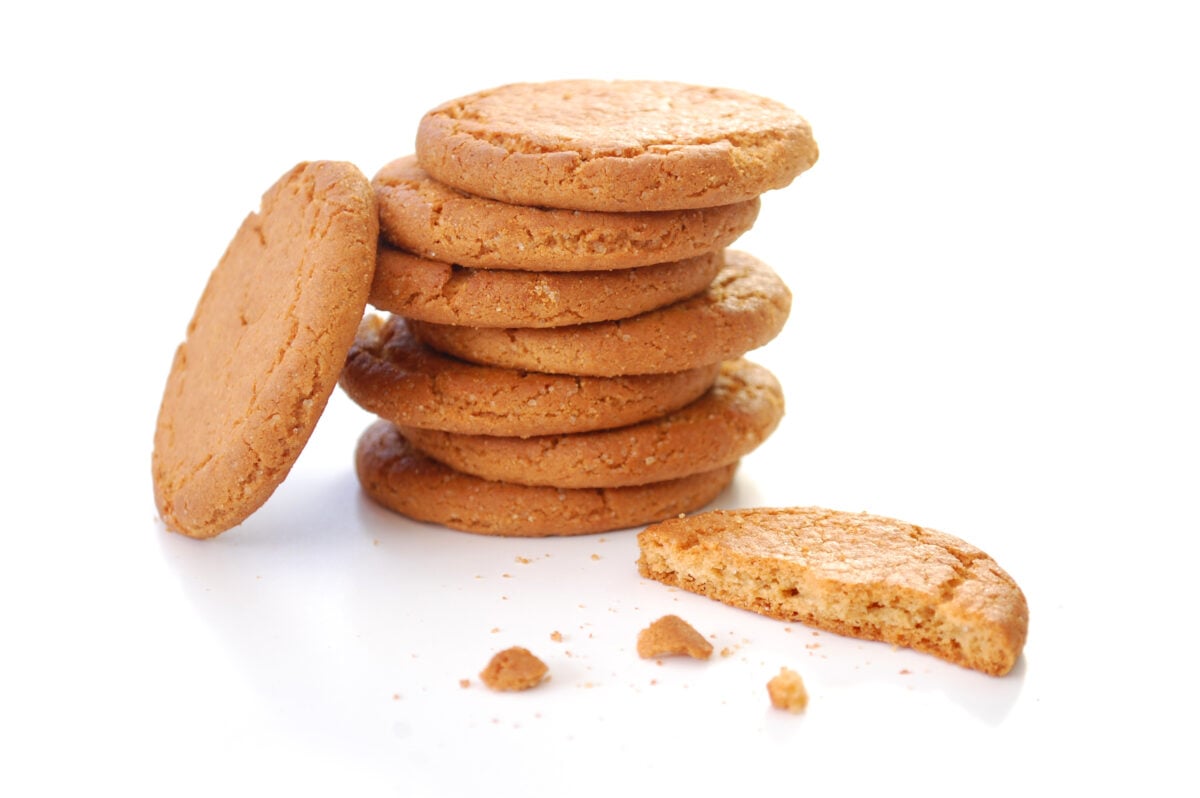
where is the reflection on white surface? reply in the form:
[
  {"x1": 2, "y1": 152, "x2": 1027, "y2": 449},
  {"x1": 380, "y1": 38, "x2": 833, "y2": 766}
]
[{"x1": 152, "y1": 434, "x2": 1030, "y2": 792}]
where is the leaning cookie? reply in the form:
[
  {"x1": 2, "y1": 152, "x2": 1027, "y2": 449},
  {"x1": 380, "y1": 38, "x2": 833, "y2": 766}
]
[
  {"x1": 369, "y1": 245, "x2": 723, "y2": 328},
  {"x1": 409, "y1": 250, "x2": 790, "y2": 377},
  {"x1": 374, "y1": 155, "x2": 759, "y2": 270},
  {"x1": 153, "y1": 161, "x2": 377, "y2": 539},
  {"x1": 416, "y1": 80, "x2": 817, "y2": 212},
  {"x1": 637, "y1": 508, "x2": 1029, "y2": 676},
  {"x1": 400, "y1": 359, "x2": 782, "y2": 488},
  {"x1": 356, "y1": 421, "x2": 738, "y2": 536},
  {"x1": 340, "y1": 315, "x2": 721, "y2": 437}
]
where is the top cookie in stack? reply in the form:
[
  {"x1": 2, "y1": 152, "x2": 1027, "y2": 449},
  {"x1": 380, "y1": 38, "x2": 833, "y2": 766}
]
[
  {"x1": 414, "y1": 80, "x2": 817, "y2": 213},
  {"x1": 344, "y1": 79, "x2": 817, "y2": 537}
]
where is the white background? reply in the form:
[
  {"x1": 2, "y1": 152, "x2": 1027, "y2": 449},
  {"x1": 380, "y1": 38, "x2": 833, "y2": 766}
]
[{"x1": 2, "y1": 1, "x2": 1196, "y2": 795}]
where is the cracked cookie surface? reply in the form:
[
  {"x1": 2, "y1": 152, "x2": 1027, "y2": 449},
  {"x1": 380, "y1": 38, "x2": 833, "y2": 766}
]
[
  {"x1": 408, "y1": 250, "x2": 790, "y2": 376},
  {"x1": 152, "y1": 161, "x2": 377, "y2": 538},
  {"x1": 355, "y1": 421, "x2": 738, "y2": 536},
  {"x1": 400, "y1": 359, "x2": 782, "y2": 488},
  {"x1": 340, "y1": 315, "x2": 720, "y2": 436},
  {"x1": 637, "y1": 507, "x2": 1029, "y2": 676},
  {"x1": 369, "y1": 244, "x2": 723, "y2": 328},
  {"x1": 416, "y1": 80, "x2": 818, "y2": 212},
  {"x1": 374, "y1": 155, "x2": 758, "y2": 270}
]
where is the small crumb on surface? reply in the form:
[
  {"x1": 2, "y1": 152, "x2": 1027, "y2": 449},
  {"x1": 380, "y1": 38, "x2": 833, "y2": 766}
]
[
  {"x1": 480, "y1": 647, "x2": 548, "y2": 692},
  {"x1": 550, "y1": 631, "x2": 564, "y2": 642},
  {"x1": 636, "y1": 614, "x2": 713, "y2": 660},
  {"x1": 767, "y1": 667, "x2": 808, "y2": 713},
  {"x1": 459, "y1": 679, "x2": 471, "y2": 688}
]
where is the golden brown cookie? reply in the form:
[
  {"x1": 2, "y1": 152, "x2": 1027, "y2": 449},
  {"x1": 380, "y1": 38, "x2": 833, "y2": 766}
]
[
  {"x1": 355, "y1": 421, "x2": 738, "y2": 537},
  {"x1": 637, "y1": 508, "x2": 1029, "y2": 676},
  {"x1": 339, "y1": 315, "x2": 721, "y2": 437},
  {"x1": 369, "y1": 244, "x2": 723, "y2": 328},
  {"x1": 408, "y1": 251, "x2": 790, "y2": 376},
  {"x1": 373, "y1": 155, "x2": 759, "y2": 270},
  {"x1": 153, "y1": 161, "x2": 377, "y2": 539},
  {"x1": 416, "y1": 80, "x2": 818, "y2": 212},
  {"x1": 399, "y1": 359, "x2": 782, "y2": 488}
]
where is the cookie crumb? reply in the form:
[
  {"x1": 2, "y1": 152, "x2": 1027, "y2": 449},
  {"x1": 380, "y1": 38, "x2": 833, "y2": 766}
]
[
  {"x1": 459, "y1": 679, "x2": 470, "y2": 688},
  {"x1": 767, "y1": 667, "x2": 808, "y2": 713},
  {"x1": 550, "y1": 631, "x2": 564, "y2": 642},
  {"x1": 636, "y1": 614, "x2": 713, "y2": 660},
  {"x1": 480, "y1": 647, "x2": 548, "y2": 691}
]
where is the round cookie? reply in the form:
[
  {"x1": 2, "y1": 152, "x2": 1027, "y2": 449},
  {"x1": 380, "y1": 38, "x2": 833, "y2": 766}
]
[
  {"x1": 408, "y1": 250, "x2": 790, "y2": 377},
  {"x1": 153, "y1": 161, "x2": 378, "y2": 539},
  {"x1": 339, "y1": 315, "x2": 721, "y2": 437},
  {"x1": 416, "y1": 80, "x2": 818, "y2": 212},
  {"x1": 400, "y1": 359, "x2": 782, "y2": 488},
  {"x1": 373, "y1": 156, "x2": 758, "y2": 270},
  {"x1": 355, "y1": 421, "x2": 739, "y2": 537},
  {"x1": 370, "y1": 245, "x2": 723, "y2": 328}
]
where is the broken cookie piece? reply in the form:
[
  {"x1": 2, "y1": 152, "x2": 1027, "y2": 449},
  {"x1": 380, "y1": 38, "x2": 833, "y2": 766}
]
[
  {"x1": 636, "y1": 614, "x2": 713, "y2": 660},
  {"x1": 480, "y1": 646, "x2": 548, "y2": 691},
  {"x1": 766, "y1": 667, "x2": 808, "y2": 713},
  {"x1": 637, "y1": 507, "x2": 1029, "y2": 676}
]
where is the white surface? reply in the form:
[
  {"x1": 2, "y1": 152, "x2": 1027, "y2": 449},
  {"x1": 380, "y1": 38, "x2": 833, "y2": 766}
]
[{"x1": 2, "y1": 2, "x2": 1196, "y2": 795}]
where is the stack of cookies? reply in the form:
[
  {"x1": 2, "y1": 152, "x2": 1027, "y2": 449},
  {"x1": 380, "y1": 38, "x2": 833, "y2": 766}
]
[{"x1": 340, "y1": 80, "x2": 818, "y2": 537}]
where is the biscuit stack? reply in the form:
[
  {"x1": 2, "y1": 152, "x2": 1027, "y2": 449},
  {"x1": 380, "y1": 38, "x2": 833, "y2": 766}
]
[{"x1": 340, "y1": 80, "x2": 818, "y2": 536}]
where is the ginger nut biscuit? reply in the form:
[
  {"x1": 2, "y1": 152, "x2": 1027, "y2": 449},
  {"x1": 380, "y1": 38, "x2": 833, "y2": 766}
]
[
  {"x1": 370, "y1": 244, "x2": 723, "y2": 328},
  {"x1": 416, "y1": 80, "x2": 818, "y2": 212},
  {"x1": 637, "y1": 508, "x2": 1029, "y2": 676},
  {"x1": 152, "y1": 161, "x2": 378, "y2": 538},
  {"x1": 373, "y1": 155, "x2": 759, "y2": 270},
  {"x1": 355, "y1": 421, "x2": 738, "y2": 537},
  {"x1": 340, "y1": 315, "x2": 721, "y2": 437},
  {"x1": 400, "y1": 359, "x2": 783, "y2": 488},
  {"x1": 408, "y1": 250, "x2": 790, "y2": 377}
]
